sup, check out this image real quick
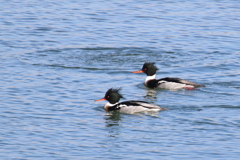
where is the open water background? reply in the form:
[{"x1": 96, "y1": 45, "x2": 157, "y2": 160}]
[{"x1": 1, "y1": 0, "x2": 240, "y2": 159}]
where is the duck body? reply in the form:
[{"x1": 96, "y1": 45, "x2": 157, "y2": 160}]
[
  {"x1": 147, "y1": 76, "x2": 204, "y2": 90},
  {"x1": 104, "y1": 100, "x2": 166, "y2": 114},
  {"x1": 132, "y1": 62, "x2": 205, "y2": 90},
  {"x1": 95, "y1": 88, "x2": 167, "y2": 114}
]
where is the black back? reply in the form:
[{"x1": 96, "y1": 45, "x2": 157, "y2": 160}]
[
  {"x1": 108, "y1": 100, "x2": 151, "y2": 111},
  {"x1": 158, "y1": 77, "x2": 183, "y2": 83}
]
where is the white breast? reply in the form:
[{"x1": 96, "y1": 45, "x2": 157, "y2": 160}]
[{"x1": 145, "y1": 74, "x2": 156, "y2": 84}]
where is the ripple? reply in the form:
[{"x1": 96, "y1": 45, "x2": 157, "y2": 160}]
[
  {"x1": 18, "y1": 47, "x2": 211, "y2": 70},
  {"x1": 18, "y1": 47, "x2": 160, "y2": 69},
  {"x1": 18, "y1": 47, "x2": 127, "y2": 69}
]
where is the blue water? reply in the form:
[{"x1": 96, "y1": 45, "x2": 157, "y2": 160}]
[{"x1": 1, "y1": 0, "x2": 240, "y2": 159}]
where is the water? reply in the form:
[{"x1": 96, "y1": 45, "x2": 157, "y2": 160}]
[{"x1": 1, "y1": 0, "x2": 240, "y2": 159}]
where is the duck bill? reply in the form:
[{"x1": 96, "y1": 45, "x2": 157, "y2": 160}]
[
  {"x1": 131, "y1": 70, "x2": 144, "y2": 73},
  {"x1": 94, "y1": 98, "x2": 107, "y2": 102}
]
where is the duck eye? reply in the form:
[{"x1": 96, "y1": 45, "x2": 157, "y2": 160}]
[
  {"x1": 144, "y1": 68, "x2": 147, "y2": 70},
  {"x1": 107, "y1": 96, "x2": 110, "y2": 98}
]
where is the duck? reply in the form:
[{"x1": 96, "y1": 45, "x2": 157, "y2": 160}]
[
  {"x1": 132, "y1": 62, "x2": 205, "y2": 90},
  {"x1": 94, "y1": 88, "x2": 168, "y2": 114}
]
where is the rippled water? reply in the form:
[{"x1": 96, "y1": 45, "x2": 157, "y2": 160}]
[{"x1": 1, "y1": 0, "x2": 240, "y2": 159}]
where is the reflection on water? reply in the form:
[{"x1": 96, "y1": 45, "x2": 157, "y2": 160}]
[
  {"x1": 104, "y1": 112, "x2": 122, "y2": 138},
  {"x1": 104, "y1": 112, "x2": 122, "y2": 128},
  {"x1": 144, "y1": 89, "x2": 158, "y2": 100}
]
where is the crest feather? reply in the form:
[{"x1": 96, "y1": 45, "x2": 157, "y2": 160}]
[
  {"x1": 143, "y1": 62, "x2": 159, "y2": 70},
  {"x1": 106, "y1": 88, "x2": 123, "y2": 98}
]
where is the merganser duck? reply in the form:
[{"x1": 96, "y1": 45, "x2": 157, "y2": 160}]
[
  {"x1": 132, "y1": 62, "x2": 205, "y2": 90},
  {"x1": 94, "y1": 88, "x2": 168, "y2": 114}
]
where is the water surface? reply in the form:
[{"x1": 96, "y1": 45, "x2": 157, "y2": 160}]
[{"x1": 1, "y1": 0, "x2": 240, "y2": 159}]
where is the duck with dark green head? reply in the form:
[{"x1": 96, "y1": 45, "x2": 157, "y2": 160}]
[
  {"x1": 95, "y1": 88, "x2": 167, "y2": 114},
  {"x1": 132, "y1": 62, "x2": 205, "y2": 90}
]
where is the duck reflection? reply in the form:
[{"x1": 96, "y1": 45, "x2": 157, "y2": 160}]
[
  {"x1": 104, "y1": 111, "x2": 121, "y2": 128},
  {"x1": 104, "y1": 111, "x2": 122, "y2": 138},
  {"x1": 144, "y1": 88, "x2": 157, "y2": 100}
]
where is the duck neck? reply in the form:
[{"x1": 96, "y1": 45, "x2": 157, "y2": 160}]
[
  {"x1": 145, "y1": 74, "x2": 156, "y2": 84},
  {"x1": 104, "y1": 102, "x2": 119, "y2": 111}
]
